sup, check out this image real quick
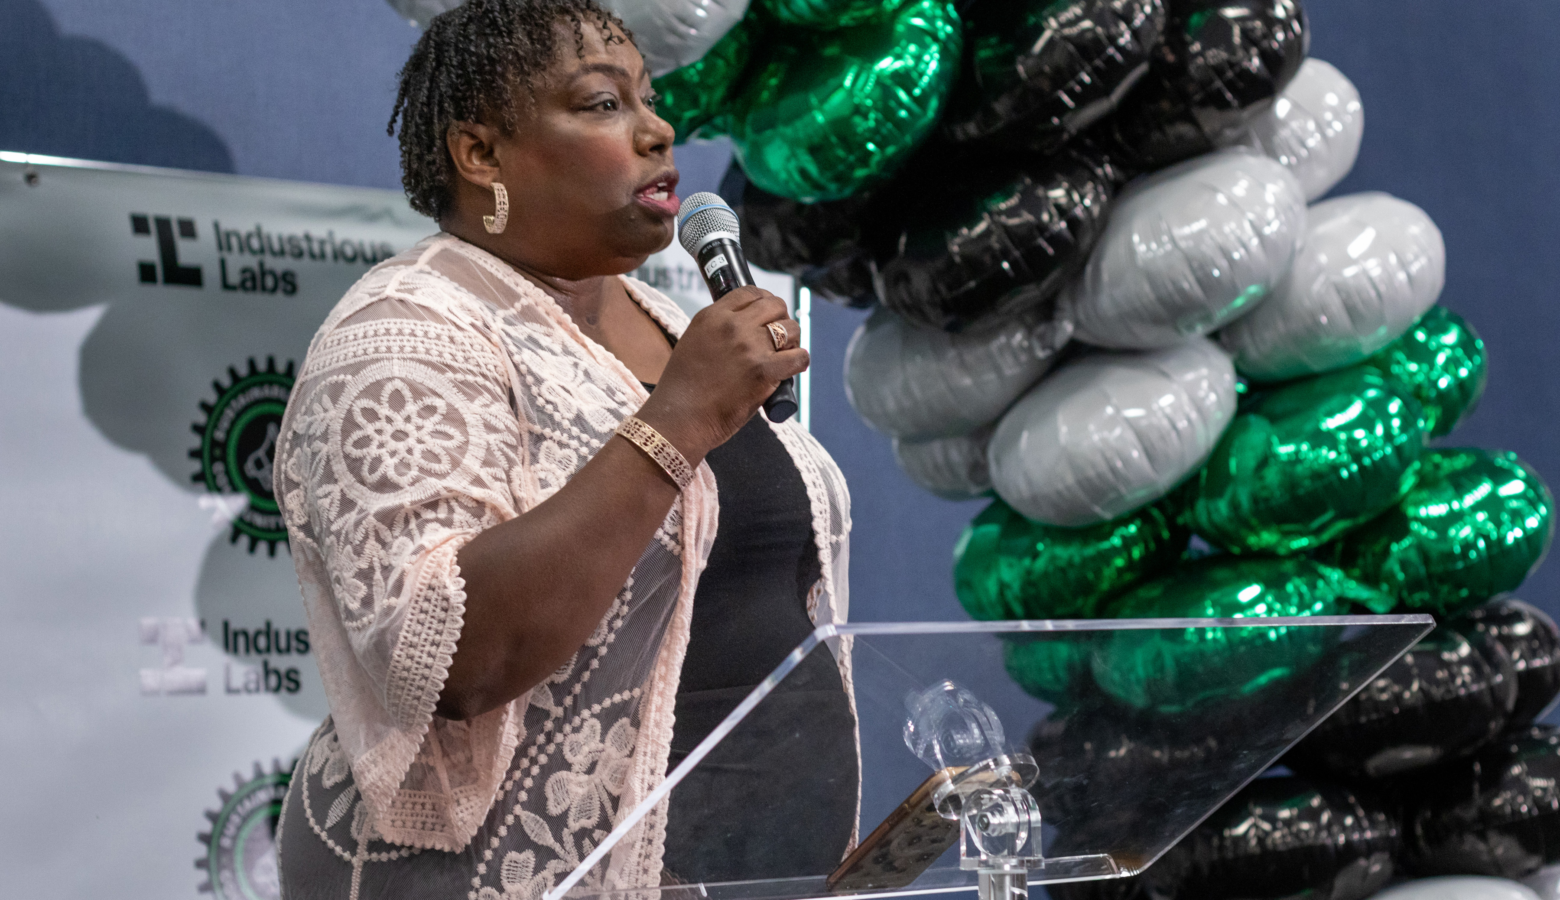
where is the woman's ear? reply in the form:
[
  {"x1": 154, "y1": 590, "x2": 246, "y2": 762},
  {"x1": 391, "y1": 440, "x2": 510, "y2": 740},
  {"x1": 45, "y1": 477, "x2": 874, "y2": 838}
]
[{"x1": 446, "y1": 121, "x2": 504, "y2": 190}]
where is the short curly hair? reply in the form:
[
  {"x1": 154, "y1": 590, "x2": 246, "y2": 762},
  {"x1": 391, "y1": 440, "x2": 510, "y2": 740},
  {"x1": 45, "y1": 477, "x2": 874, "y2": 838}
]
[{"x1": 388, "y1": 0, "x2": 633, "y2": 220}]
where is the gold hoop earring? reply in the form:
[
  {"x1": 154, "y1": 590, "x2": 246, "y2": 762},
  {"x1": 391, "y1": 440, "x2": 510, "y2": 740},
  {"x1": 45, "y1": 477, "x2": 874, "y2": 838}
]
[{"x1": 484, "y1": 182, "x2": 509, "y2": 234}]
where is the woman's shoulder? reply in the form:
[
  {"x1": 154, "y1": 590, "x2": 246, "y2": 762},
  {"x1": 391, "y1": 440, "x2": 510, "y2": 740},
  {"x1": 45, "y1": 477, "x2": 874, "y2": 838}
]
[
  {"x1": 296, "y1": 235, "x2": 514, "y2": 381},
  {"x1": 310, "y1": 234, "x2": 554, "y2": 345},
  {"x1": 319, "y1": 234, "x2": 492, "y2": 326}
]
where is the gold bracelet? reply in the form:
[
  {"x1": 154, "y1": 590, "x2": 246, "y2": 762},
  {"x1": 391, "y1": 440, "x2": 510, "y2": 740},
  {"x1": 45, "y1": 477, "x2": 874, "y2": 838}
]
[{"x1": 615, "y1": 415, "x2": 694, "y2": 491}]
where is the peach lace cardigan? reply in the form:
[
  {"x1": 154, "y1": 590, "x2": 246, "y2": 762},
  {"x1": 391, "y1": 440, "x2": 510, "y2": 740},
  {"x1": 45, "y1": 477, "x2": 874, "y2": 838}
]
[{"x1": 274, "y1": 234, "x2": 851, "y2": 893}]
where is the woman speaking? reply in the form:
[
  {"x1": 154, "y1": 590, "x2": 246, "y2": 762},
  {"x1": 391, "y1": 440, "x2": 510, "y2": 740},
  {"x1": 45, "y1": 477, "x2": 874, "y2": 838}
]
[{"x1": 272, "y1": 1, "x2": 856, "y2": 897}]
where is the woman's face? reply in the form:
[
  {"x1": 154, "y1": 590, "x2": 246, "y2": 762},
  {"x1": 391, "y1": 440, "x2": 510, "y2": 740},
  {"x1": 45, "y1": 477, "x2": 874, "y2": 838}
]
[{"x1": 486, "y1": 20, "x2": 679, "y2": 280}]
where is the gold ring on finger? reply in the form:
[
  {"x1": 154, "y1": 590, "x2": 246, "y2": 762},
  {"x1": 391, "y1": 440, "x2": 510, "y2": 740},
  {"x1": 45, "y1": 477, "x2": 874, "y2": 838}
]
[{"x1": 766, "y1": 320, "x2": 791, "y2": 352}]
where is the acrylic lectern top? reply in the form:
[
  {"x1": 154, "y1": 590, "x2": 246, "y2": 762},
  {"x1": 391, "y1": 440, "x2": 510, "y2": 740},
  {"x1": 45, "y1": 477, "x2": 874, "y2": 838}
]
[{"x1": 546, "y1": 616, "x2": 1433, "y2": 900}]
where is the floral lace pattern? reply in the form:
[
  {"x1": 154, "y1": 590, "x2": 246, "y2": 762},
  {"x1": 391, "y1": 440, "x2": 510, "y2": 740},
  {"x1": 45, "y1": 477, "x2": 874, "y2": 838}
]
[
  {"x1": 343, "y1": 380, "x2": 466, "y2": 487},
  {"x1": 274, "y1": 235, "x2": 852, "y2": 900}
]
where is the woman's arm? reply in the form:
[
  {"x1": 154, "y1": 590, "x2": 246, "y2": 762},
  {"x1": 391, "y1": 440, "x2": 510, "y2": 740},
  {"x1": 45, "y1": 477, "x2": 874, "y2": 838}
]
[{"x1": 438, "y1": 286, "x2": 806, "y2": 720}]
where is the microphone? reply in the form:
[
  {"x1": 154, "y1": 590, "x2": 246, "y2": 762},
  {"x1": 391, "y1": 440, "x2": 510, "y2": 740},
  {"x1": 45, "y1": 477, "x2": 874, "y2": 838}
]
[{"x1": 677, "y1": 192, "x2": 798, "y2": 423}]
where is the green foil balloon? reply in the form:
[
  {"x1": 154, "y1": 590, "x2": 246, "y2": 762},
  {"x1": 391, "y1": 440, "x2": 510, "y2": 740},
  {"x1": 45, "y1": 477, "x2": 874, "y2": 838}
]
[
  {"x1": 1359, "y1": 306, "x2": 1488, "y2": 439},
  {"x1": 1331, "y1": 449, "x2": 1555, "y2": 617},
  {"x1": 763, "y1": 0, "x2": 908, "y2": 30},
  {"x1": 1185, "y1": 368, "x2": 1427, "y2": 555},
  {"x1": 651, "y1": 15, "x2": 758, "y2": 143},
  {"x1": 954, "y1": 498, "x2": 1188, "y2": 622},
  {"x1": 1003, "y1": 635, "x2": 1095, "y2": 707},
  {"x1": 730, "y1": 0, "x2": 962, "y2": 202},
  {"x1": 1094, "y1": 557, "x2": 1391, "y2": 712}
]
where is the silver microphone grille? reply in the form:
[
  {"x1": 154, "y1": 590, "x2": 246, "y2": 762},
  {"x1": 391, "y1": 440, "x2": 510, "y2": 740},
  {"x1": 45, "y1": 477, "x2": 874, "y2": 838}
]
[{"x1": 677, "y1": 192, "x2": 742, "y2": 257}]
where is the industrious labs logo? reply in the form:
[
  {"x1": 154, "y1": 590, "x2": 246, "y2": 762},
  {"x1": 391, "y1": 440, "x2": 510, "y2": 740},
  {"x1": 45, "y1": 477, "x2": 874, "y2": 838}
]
[
  {"x1": 197, "y1": 760, "x2": 295, "y2": 900},
  {"x1": 129, "y1": 211, "x2": 397, "y2": 295},
  {"x1": 192, "y1": 358, "x2": 295, "y2": 555},
  {"x1": 139, "y1": 617, "x2": 312, "y2": 697}
]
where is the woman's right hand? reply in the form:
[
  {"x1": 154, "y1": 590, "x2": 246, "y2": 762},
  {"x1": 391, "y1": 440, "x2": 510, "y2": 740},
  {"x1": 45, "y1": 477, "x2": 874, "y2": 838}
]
[{"x1": 637, "y1": 286, "x2": 809, "y2": 463}]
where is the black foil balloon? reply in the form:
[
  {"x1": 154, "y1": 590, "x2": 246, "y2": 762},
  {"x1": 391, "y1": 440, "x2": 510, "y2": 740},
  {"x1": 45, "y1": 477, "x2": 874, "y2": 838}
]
[
  {"x1": 724, "y1": 163, "x2": 859, "y2": 272},
  {"x1": 1400, "y1": 725, "x2": 1560, "y2": 879},
  {"x1": 1102, "y1": 0, "x2": 1309, "y2": 172},
  {"x1": 724, "y1": 162, "x2": 881, "y2": 308},
  {"x1": 1023, "y1": 690, "x2": 1335, "y2": 860},
  {"x1": 799, "y1": 253, "x2": 879, "y2": 307},
  {"x1": 1285, "y1": 625, "x2": 1518, "y2": 782},
  {"x1": 1027, "y1": 705, "x2": 1232, "y2": 845},
  {"x1": 876, "y1": 146, "x2": 1122, "y2": 331},
  {"x1": 1049, "y1": 776, "x2": 1399, "y2": 900},
  {"x1": 1048, "y1": 879, "x2": 1150, "y2": 900},
  {"x1": 943, "y1": 0, "x2": 1167, "y2": 151},
  {"x1": 1028, "y1": 707, "x2": 1226, "y2": 819},
  {"x1": 1152, "y1": 777, "x2": 1398, "y2": 900},
  {"x1": 1457, "y1": 599, "x2": 1560, "y2": 727}
]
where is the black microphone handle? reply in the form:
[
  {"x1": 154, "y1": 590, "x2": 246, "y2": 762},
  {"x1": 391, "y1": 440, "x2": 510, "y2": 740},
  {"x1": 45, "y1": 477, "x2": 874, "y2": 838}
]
[
  {"x1": 763, "y1": 375, "x2": 800, "y2": 424},
  {"x1": 694, "y1": 238, "x2": 798, "y2": 423}
]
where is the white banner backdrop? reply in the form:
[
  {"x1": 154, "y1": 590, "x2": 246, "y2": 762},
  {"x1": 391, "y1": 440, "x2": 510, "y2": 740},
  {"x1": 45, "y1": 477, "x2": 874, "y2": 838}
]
[{"x1": 0, "y1": 153, "x2": 793, "y2": 900}]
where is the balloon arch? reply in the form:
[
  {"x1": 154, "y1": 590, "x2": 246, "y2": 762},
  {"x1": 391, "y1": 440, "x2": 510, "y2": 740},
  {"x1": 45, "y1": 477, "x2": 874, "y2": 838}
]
[{"x1": 391, "y1": 1, "x2": 1560, "y2": 896}]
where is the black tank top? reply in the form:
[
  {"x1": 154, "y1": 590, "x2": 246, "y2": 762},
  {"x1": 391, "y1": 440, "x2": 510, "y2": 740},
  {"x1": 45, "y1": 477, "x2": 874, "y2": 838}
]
[
  {"x1": 644, "y1": 384, "x2": 856, "y2": 883},
  {"x1": 679, "y1": 412, "x2": 824, "y2": 689}
]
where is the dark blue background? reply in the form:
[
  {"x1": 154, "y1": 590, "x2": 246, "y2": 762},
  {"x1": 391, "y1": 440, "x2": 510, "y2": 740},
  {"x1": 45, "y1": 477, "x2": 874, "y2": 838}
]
[{"x1": 6, "y1": 0, "x2": 1558, "y2": 626}]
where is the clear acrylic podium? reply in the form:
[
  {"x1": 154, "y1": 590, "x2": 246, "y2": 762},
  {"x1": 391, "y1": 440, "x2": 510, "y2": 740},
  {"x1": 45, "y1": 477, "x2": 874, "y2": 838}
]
[{"x1": 546, "y1": 616, "x2": 1433, "y2": 900}]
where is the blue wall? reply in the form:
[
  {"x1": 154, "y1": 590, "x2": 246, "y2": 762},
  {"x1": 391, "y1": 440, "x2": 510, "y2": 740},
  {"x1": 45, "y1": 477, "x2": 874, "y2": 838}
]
[{"x1": 6, "y1": 0, "x2": 1560, "y2": 627}]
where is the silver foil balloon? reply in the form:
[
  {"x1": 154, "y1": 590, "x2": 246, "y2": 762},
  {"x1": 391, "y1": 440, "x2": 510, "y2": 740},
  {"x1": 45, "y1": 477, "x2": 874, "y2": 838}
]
[
  {"x1": 1220, "y1": 192, "x2": 1446, "y2": 382},
  {"x1": 1372, "y1": 878, "x2": 1541, "y2": 900},
  {"x1": 1226, "y1": 58, "x2": 1364, "y2": 202},
  {"x1": 1525, "y1": 864, "x2": 1560, "y2": 900},
  {"x1": 387, "y1": 0, "x2": 748, "y2": 71},
  {"x1": 385, "y1": 0, "x2": 461, "y2": 28},
  {"x1": 892, "y1": 428, "x2": 992, "y2": 500},
  {"x1": 988, "y1": 338, "x2": 1237, "y2": 527},
  {"x1": 602, "y1": 0, "x2": 749, "y2": 76},
  {"x1": 1068, "y1": 150, "x2": 1306, "y2": 349},
  {"x1": 844, "y1": 304, "x2": 1071, "y2": 440}
]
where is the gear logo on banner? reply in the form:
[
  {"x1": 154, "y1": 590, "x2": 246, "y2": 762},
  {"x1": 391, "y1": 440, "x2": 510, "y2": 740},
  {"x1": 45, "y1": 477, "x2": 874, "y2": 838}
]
[
  {"x1": 191, "y1": 358, "x2": 296, "y2": 555},
  {"x1": 197, "y1": 760, "x2": 295, "y2": 900}
]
